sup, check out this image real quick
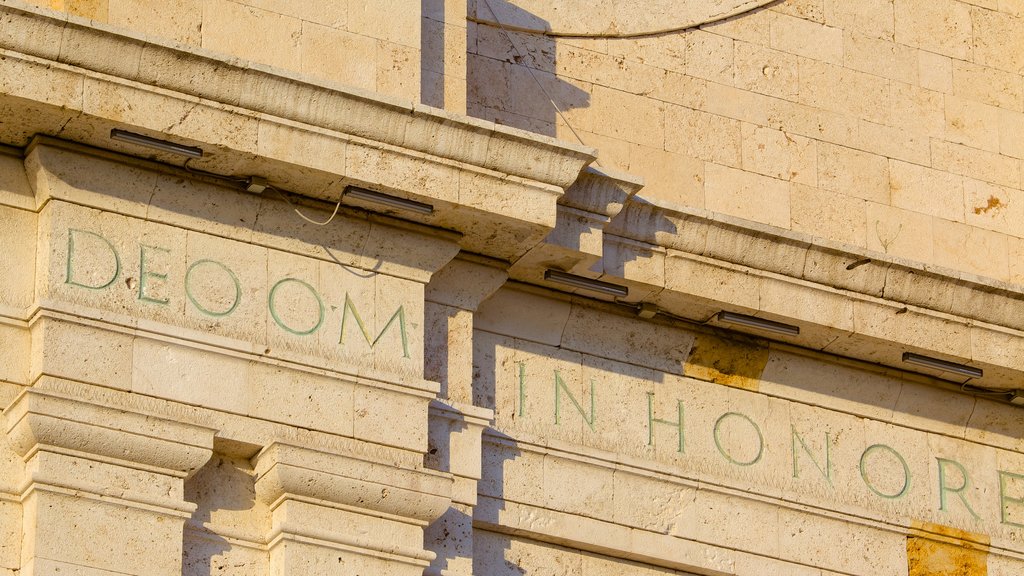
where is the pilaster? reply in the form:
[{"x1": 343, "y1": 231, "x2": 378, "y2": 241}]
[
  {"x1": 4, "y1": 388, "x2": 215, "y2": 576},
  {"x1": 252, "y1": 442, "x2": 451, "y2": 575}
]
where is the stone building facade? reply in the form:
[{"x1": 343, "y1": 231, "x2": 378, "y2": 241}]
[{"x1": 0, "y1": 0, "x2": 1023, "y2": 574}]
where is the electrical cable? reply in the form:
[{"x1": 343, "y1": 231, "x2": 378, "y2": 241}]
[{"x1": 270, "y1": 185, "x2": 343, "y2": 227}]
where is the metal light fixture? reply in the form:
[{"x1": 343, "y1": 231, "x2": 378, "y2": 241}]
[
  {"x1": 110, "y1": 129, "x2": 204, "y2": 158},
  {"x1": 902, "y1": 352, "x2": 983, "y2": 378},
  {"x1": 544, "y1": 270, "x2": 629, "y2": 297},
  {"x1": 717, "y1": 311, "x2": 800, "y2": 336},
  {"x1": 344, "y1": 186, "x2": 433, "y2": 214},
  {"x1": 1009, "y1": 392, "x2": 1024, "y2": 406}
]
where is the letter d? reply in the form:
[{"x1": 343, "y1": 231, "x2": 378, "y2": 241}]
[{"x1": 66, "y1": 229, "x2": 121, "y2": 290}]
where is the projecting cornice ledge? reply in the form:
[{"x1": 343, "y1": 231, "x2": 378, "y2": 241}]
[
  {"x1": 0, "y1": 0, "x2": 596, "y2": 261},
  {"x1": 590, "y1": 198, "x2": 1024, "y2": 393}
]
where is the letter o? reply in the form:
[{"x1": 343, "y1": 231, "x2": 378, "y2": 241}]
[
  {"x1": 860, "y1": 443, "x2": 911, "y2": 499},
  {"x1": 185, "y1": 259, "x2": 241, "y2": 317},
  {"x1": 713, "y1": 412, "x2": 764, "y2": 467},
  {"x1": 268, "y1": 278, "x2": 324, "y2": 336}
]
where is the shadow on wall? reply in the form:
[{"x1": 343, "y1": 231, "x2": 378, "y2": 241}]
[{"x1": 464, "y1": 0, "x2": 590, "y2": 137}]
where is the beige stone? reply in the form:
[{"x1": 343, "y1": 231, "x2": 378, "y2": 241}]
[
  {"x1": 734, "y1": 41, "x2": 799, "y2": 100},
  {"x1": 664, "y1": 105, "x2": 742, "y2": 167},
  {"x1": 953, "y1": 60, "x2": 1024, "y2": 111},
  {"x1": 771, "y1": 12, "x2": 843, "y2": 64},
  {"x1": 972, "y1": 7, "x2": 1024, "y2": 75},
  {"x1": 843, "y1": 31, "x2": 918, "y2": 83},
  {"x1": 300, "y1": 22, "x2": 378, "y2": 92},
  {"x1": 202, "y1": 0, "x2": 301, "y2": 71},
  {"x1": 799, "y1": 58, "x2": 890, "y2": 125},
  {"x1": 894, "y1": 0, "x2": 973, "y2": 60},
  {"x1": 817, "y1": 142, "x2": 890, "y2": 204},
  {"x1": 889, "y1": 160, "x2": 965, "y2": 222},
  {"x1": 918, "y1": 50, "x2": 954, "y2": 93},
  {"x1": 740, "y1": 122, "x2": 816, "y2": 185},
  {"x1": 109, "y1": 0, "x2": 202, "y2": 45},
  {"x1": 932, "y1": 141, "x2": 1021, "y2": 189},
  {"x1": 933, "y1": 218, "x2": 1009, "y2": 280},
  {"x1": 945, "y1": 95, "x2": 1002, "y2": 153},
  {"x1": 790, "y1": 183, "x2": 867, "y2": 246},
  {"x1": 825, "y1": 0, "x2": 896, "y2": 39},
  {"x1": 865, "y1": 201, "x2": 934, "y2": 261},
  {"x1": 704, "y1": 163, "x2": 791, "y2": 228}
]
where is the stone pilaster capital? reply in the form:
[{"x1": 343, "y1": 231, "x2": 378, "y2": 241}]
[
  {"x1": 252, "y1": 442, "x2": 452, "y2": 524},
  {"x1": 4, "y1": 388, "x2": 215, "y2": 476},
  {"x1": 425, "y1": 255, "x2": 509, "y2": 311}
]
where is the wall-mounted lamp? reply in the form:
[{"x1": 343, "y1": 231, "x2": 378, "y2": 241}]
[
  {"x1": 110, "y1": 129, "x2": 204, "y2": 158},
  {"x1": 1009, "y1": 392, "x2": 1024, "y2": 406},
  {"x1": 717, "y1": 311, "x2": 800, "y2": 336},
  {"x1": 902, "y1": 352, "x2": 983, "y2": 378},
  {"x1": 344, "y1": 186, "x2": 433, "y2": 214},
  {"x1": 544, "y1": 270, "x2": 629, "y2": 298}
]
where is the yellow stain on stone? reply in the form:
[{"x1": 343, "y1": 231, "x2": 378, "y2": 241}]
[
  {"x1": 907, "y1": 521, "x2": 989, "y2": 576},
  {"x1": 49, "y1": 0, "x2": 108, "y2": 21},
  {"x1": 682, "y1": 333, "x2": 768, "y2": 391}
]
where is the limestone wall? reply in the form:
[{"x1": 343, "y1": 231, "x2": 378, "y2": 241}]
[
  {"x1": 20, "y1": 0, "x2": 423, "y2": 101},
  {"x1": 467, "y1": 0, "x2": 1024, "y2": 284}
]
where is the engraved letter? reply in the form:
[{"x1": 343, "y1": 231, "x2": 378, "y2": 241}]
[
  {"x1": 65, "y1": 229, "x2": 120, "y2": 290},
  {"x1": 859, "y1": 444, "x2": 911, "y2": 499},
  {"x1": 713, "y1": 412, "x2": 763, "y2": 467},
  {"x1": 269, "y1": 277, "x2": 324, "y2": 336},
  {"x1": 185, "y1": 259, "x2": 241, "y2": 317},
  {"x1": 999, "y1": 470, "x2": 1024, "y2": 529},
  {"x1": 554, "y1": 370, "x2": 595, "y2": 431},
  {"x1": 339, "y1": 294, "x2": 410, "y2": 358},
  {"x1": 138, "y1": 245, "x2": 170, "y2": 304},
  {"x1": 937, "y1": 457, "x2": 980, "y2": 520},
  {"x1": 647, "y1": 392, "x2": 684, "y2": 453},
  {"x1": 792, "y1": 426, "x2": 831, "y2": 484}
]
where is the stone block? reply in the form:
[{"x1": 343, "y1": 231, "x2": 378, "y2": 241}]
[
  {"x1": 843, "y1": 31, "x2": 918, "y2": 83},
  {"x1": 865, "y1": 201, "x2": 934, "y2": 262},
  {"x1": 0, "y1": 153, "x2": 33, "y2": 211},
  {"x1": 703, "y1": 81, "x2": 772, "y2": 127},
  {"x1": 919, "y1": 50, "x2": 954, "y2": 93},
  {"x1": 936, "y1": 142, "x2": 1021, "y2": 189},
  {"x1": 766, "y1": 98, "x2": 859, "y2": 149},
  {"x1": 771, "y1": 12, "x2": 843, "y2": 63},
  {"x1": 771, "y1": 0, "x2": 825, "y2": 23},
  {"x1": 890, "y1": 81, "x2": 947, "y2": 138},
  {"x1": 109, "y1": 0, "x2": 202, "y2": 45},
  {"x1": 857, "y1": 119, "x2": 931, "y2": 165},
  {"x1": 889, "y1": 159, "x2": 965, "y2": 223},
  {"x1": 0, "y1": 205, "x2": 36, "y2": 311},
  {"x1": 933, "y1": 218, "x2": 1009, "y2": 280},
  {"x1": 999, "y1": 109, "x2": 1024, "y2": 159},
  {"x1": 303, "y1": 21, "x2": 378, "y2": 90},
  {"x1": 799, "y1": 58, "x2": 891, "y2": 125},
  {"x1": 972, "y1": 7, "x2": 1024, "y2": 75},
  {"x1": 586, "y1": 85, "x2": 665, "y2": 149},
  {"x1": 703, "y1": 163, "x2": 791, "y2": 228},
  {"x1": 561, "y1": 304, "x2": 694, "y2": 376},
  {"x1": 894, "y1": 0, "x2": 973, "y2": 60},
  {"x1": 952, "y1": 59, "x2": 1024, "y2": 111},
  {"x1": 683, "y1": 29, "x2": 734, "y2": 85},
  {"x1": 790, "y1": 184, "x2": 867, "y2": 247},
  {"x1": 475, "y1": 287, "x2": 572, "y2": 347},
  {"x1": 31, "y1": 317, "x2": 134, "y2": 390},
  {"x1": 945, "y1": 95, "x2": 1001, "y2": 153},
  {"x1": 824, "y1": 0, "x2": 896, "y2": 39},
  {"x1": 377, "y1": 40, "x2": 420, "y2": 101},
  {"x1": 348, "y1": 0, "x2": 420, "y2": 48},
  {"x1": 627, "y1": 145, "x2": 705, "y2": 210},
  {"x1": 664, "y1": 252, "x2": 760, "y2": 312},
  {"x1": 202, "y1": 0, "x2": 301, "y2": 71},
  {"x1": 818, "y1": 142, "x2": 890, "y2": 204},
  {"x1": 740, "y1": 123, "x2": 816, "y2": 185},
  {"x1": 734, "y1": 41, "x2": 799, "y2": 100}
]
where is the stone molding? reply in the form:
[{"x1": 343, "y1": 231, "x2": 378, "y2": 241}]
[
  {"x1": 252, "y1": 442, "x2": 452, "y2": 525},
  {"x1": 5, "y1": 387, "x2": 215, "y2": 477}
]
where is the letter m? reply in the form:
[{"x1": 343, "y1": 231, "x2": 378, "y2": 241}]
[{"x1": 339, "y1": 294, "x2": 410, "y2": 358}]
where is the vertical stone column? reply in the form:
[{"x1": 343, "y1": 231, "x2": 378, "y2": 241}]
[
  {"x1": 252, "y1": 442, "x2": 452, "y2": 575},
  {"x1": 4, "y1": 388, "x2": 214, "y2": 576},
  {"x1": 423, "y1": 256, "x2": 507, "y2": 575}
]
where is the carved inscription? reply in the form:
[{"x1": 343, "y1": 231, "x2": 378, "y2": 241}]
[
  {"x1": 509, "y1": 361, "x2": 1024, "y2": 533},
  {"x1": 63, "y1": 228, "x2": 412, "y2": 359}
]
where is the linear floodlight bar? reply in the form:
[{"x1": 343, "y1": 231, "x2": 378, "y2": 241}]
[
  {"x1": 902, "y1": 352, "x2": 983, "y2": 379},
  {"x1": 544, "y1": 270, "x2": 629, "y2": 297},
  {"x1": 344, "y1": 186, "x2": 434, "y2": 214},
  {"x1": 717, "y1": 311, "x2": 800, "y2": 336},
  {"x1": 110, "y1": 129, "x2": 204, "y2": 158}
]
